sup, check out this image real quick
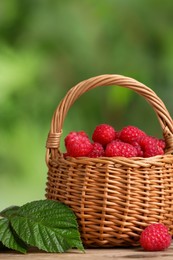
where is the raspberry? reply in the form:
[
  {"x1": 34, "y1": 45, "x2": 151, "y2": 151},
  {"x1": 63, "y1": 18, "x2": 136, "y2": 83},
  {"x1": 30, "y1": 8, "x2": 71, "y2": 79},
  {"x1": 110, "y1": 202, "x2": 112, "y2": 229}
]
[
  {"x1": 131, "y1": 141, "x2": 144, "y2": 157},
  {"x1": 63, "y1": 152, "x2": 69, "y2": 158},
  {"x1": 140, "y1": 223, "x2": 171, "y2": 251},
  {"x1": 92, "y1": 124, "x2": 117, "y2": 146},
  {"x1": 137, "y1": 136, "x2": 164, "y2": 157},
  {"x1": 88, "y1": 142, "x2": 105, "y2": 158},
  {"x1": 105, "y1": 140, "x2": 138, "y2": 157},
  {"x1": 65, "y1": 131, "x2": 88, "y2": 146},
  {"x1": 144, "y1": 144, "x2": 164, "y2": 157},
  {"x1": 119, "y1": 125, "x2": 146, "y2": 143},
  {"x1": 151, "y1": 137, "x2": 166, "y2": 149},
  {"x1": 65, "y1": 131, "x2": 93, "y2": 157},
  {"x1": 137, "y1": 135, "x2": 161, "y2": 148}
]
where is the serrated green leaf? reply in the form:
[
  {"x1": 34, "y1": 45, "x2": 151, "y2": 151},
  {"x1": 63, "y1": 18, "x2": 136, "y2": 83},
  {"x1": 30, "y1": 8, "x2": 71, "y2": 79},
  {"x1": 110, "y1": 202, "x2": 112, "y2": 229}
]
[
  {"x1": 16, "y1": 199, "x2": 77, "y2": 228},
  {"x1": 0, "y1": 206, "x2": 20, "y2": 218},
  {"x1": 10, "y1": 200, "x2": 84, "y2": 253},
  {"x1": 0, "y1": 218, "x2": 27, "y2": 253}
]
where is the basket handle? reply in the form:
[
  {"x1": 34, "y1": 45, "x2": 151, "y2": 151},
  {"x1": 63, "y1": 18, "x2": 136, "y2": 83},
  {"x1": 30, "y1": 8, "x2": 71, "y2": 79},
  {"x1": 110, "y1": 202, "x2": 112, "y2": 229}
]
[{"x1": 46, "y1": 74, "x2": 173, "y2": 162}]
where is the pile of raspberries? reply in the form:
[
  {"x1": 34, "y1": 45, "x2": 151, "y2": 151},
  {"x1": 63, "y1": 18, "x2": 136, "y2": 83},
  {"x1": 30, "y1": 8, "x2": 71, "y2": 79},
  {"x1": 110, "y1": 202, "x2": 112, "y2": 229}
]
[{"x1": 64, "y1": 124, "x2": 165, "y2": 158}]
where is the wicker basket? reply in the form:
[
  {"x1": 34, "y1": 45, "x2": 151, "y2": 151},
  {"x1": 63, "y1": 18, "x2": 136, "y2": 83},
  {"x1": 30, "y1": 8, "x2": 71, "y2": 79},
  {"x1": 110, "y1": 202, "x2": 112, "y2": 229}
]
[{"x1": 45, "y1": 74, "x2": 173, "y2": 248}]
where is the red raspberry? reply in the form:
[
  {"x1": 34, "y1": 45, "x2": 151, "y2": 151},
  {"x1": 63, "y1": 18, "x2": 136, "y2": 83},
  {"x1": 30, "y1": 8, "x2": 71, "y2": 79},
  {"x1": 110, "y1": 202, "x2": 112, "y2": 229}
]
[
  {"x1": 119, "y1": 125, "x2": 146, "y2": 143},
  {"x1": 105, "y1": 140, "x2": 138, "y2": 157},
  {"x1": 65, "y1": 131, "x2": 88, "y2": 146},
  {"x1": 144, "y1": 144, "x2": 164, "y2": 157},
  {"x1": 137, "y1": 136, "x2": 164, "y2": 157},
  {"x1": 137, "y1": 135, "x2": 163, "y2": 148},
  {"x1": 151, "y1": 137, "x2": 166, "y2": 149},
  {"x1": 65, "y1": 131, "x2": 93, "y2": 157},
  {"x1": 63, "y1": 152, "x2": 69, "y2": 158},
  {"x1": 158, "y1": 139, "x2": 166, "y2": 149},
  {"x1": 131, "y1": 141, "x2": 144, "y2": 157},
  {"x1": 88, "y1": 143, "x2": 105, "y2": 158},
  {"x1": 140, "y1": 223, "x2": 171, "y2": 251},
  {"x1": 92, "y1": 124, "x2": 117, "y2": 146}
]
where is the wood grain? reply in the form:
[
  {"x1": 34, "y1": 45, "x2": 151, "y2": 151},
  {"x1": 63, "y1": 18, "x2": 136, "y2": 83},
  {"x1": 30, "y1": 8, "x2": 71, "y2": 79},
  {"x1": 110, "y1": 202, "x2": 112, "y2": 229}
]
[{"x1": 1, "y1": 243, "x2": 173, "y2": 260}]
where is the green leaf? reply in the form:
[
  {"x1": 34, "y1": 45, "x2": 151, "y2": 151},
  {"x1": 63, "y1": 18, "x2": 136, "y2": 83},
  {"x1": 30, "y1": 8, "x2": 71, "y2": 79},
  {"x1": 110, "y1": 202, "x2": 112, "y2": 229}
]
[
  {"x1": 0, "y1": 218, "x2": 27, "y2": 253},
  {"x1": 0, "y1": 205, "x2": 20, "y2": 218},
  {"x1": 10, "y1": 200, "x2": 84, "y2": 253}
]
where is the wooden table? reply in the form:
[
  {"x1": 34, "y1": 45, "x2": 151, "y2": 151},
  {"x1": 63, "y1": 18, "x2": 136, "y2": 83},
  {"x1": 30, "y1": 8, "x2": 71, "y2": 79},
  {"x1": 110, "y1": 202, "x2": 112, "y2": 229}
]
[{"x1": 1, "y1": 243, "x2": 173, "y2": 260}]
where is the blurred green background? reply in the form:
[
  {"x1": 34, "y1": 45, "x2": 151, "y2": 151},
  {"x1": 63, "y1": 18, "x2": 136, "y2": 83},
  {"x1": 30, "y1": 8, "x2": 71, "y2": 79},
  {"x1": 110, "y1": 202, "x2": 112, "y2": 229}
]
[{"x1": 1, "y1": 0, "x2": 173, "y2": 210}]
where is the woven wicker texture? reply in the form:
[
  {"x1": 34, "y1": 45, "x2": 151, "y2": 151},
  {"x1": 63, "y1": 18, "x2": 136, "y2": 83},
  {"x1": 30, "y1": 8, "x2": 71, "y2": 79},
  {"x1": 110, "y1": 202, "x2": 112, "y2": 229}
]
[{"x1": 45, "y1": 74, "x2": 173, "y2": 247}]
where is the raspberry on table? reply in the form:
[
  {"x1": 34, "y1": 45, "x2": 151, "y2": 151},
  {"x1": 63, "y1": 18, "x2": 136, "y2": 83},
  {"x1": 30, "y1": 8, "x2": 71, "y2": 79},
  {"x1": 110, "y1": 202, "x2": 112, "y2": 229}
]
[
  {"x1": 119, "y1": 125, "x2": 146, "y2": 143},
  {"x1": 140, "y1": 223, "x2": 172, "y2": 251},
  {"x1": 105, "y1": 140, "x2": 138, "y2": 157},
  {"x1": 65, "y1": 131, "x2": 93, "y2": 157},
  {"x1": 88, "y1": 142, "x2": 105, "y2": 158},
  {"x1": 92, "y1": 124, "x2": 117, "y2": 146}
]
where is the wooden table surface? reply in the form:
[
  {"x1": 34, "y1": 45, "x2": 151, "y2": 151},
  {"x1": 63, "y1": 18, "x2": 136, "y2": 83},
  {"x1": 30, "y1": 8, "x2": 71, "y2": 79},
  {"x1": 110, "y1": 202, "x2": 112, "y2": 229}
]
[{"x1": 1, "y1": 243, "x2": 173, "y2": 260}]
